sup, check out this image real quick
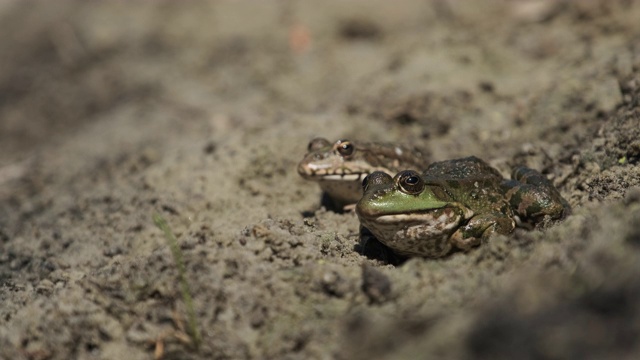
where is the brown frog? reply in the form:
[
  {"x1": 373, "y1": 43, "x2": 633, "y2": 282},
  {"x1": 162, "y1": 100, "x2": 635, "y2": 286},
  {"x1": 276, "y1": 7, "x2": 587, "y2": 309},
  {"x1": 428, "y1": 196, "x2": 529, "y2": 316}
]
[{"x1": 297, "y1": 138, "x2": 428, "y2": 208}]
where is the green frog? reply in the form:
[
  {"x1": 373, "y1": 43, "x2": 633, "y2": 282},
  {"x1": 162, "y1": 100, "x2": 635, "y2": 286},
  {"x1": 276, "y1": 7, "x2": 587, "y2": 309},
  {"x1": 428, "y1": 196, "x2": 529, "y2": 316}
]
[
  {"x1": 356, "y1": 156, "x2": 571, "y2": 258},
  {"x1": 297, "y1": 138, "x2": 428, "y2": 208}
]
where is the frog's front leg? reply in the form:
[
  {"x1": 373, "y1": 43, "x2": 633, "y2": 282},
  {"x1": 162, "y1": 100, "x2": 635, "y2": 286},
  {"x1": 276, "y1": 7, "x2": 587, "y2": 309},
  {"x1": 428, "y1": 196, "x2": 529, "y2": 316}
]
[
  {"x1": 449, "y1": 212, "x2": 515, "y2": 251},
  {"x1": 504, "y1": 166, "x2": 571, "y2": 223}
]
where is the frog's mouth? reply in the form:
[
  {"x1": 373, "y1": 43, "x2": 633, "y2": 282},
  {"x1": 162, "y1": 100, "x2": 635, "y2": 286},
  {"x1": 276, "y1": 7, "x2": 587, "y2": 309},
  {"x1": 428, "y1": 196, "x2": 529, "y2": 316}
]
[
  {"x1": 373, "y1": 212, "x2": 454, "y2": 224},
  {"x1": 320, "y1": 173, "x2": 367, "y2": 181},
  {"x1": 299, "y1": 165, "x2": 368, "y2": 182},
  {"x1": 359, "y1": 206, "x2": 470, "y2": 225}
]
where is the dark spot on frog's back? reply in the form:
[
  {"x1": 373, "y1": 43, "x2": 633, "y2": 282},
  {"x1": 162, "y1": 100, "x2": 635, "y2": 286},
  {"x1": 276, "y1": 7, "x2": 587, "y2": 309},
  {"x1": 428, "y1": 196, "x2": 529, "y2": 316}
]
[
  {"x1": 488, "y1": 194, "x2": 501, "y2": 203},
  {"x1": 446, "y1": 180, "x2": 461, "y2": 189},
  {"x1": 431, "y1": 186, "x2": 453, "y2": 201}
]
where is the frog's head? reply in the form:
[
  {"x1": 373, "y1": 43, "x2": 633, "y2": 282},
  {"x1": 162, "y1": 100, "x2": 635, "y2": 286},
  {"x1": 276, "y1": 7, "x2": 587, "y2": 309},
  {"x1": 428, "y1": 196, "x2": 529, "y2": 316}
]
[
  {"x1": 297, "y1": 138, "x2": 377, "y2": 182},
  {"x1": 356, "y1": 170, "x2": 451, "y2": 222}
]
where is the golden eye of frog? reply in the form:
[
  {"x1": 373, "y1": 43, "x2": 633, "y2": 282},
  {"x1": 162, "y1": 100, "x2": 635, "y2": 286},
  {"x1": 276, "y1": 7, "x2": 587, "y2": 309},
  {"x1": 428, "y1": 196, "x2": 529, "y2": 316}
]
[
  {"x1": 356, "y1": 156, "x2": 571, "y2": 258},
  {"x1": 297, "y1": 138, "x2": 428, "y2": 207}
]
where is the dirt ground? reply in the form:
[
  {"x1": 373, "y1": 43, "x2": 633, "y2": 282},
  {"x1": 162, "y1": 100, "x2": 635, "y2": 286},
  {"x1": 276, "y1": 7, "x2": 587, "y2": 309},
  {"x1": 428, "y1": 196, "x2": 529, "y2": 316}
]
[{"x1": 1, "y1": 0, "x2": 640, "y2": 359}]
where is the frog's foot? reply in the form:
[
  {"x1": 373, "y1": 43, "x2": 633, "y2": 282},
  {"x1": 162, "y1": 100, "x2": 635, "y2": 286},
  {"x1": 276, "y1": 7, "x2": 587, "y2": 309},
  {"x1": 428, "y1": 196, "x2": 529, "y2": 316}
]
[
  {"x1": 450, "y1": 231, "x2": 481, "y2": 251},
  {"x1": 504, "y1": 182, "x2": 570, "y2": 223},
  {"x1": 358, "y1": 225, "x2": 375, "y2": 253},
  {"x1": 321, "y1": 193, "x2": 355, "y2": 213},
  {"x1": 342, "y1": 203, "x2": 357, "y2": 212},
  {"x1": 450, "y1": 213, "x2": 515, "y2": 251},
  {"x1": 512, "y1": 166, "x2": 552, "y2": 187},
  {"x1": 506, "y1": 166, "x2": 571, "y2": 223}
]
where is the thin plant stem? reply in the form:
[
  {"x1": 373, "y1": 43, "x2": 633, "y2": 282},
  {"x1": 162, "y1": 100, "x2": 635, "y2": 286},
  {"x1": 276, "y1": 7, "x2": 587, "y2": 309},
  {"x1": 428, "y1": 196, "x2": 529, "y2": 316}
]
[{"x1": 153, "y1": 213, "x2": 202, "y2": 349}]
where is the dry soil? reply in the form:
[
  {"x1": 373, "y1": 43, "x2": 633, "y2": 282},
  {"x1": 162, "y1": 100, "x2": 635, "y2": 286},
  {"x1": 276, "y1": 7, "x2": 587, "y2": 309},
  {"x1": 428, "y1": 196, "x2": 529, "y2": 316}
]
[{"x1": 1, "y1": 1, "x2": 640, "y2": 359}]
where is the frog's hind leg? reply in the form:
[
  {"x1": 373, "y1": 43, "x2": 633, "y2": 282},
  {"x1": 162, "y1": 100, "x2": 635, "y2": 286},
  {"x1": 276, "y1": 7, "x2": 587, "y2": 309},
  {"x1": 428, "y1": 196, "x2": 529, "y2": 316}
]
[
  {"x1": 505, "y1": 167, "x2": 571, "y2": 223},
  {"x1": 450, "y1": 213, "x2": 515, "y2": 251}
]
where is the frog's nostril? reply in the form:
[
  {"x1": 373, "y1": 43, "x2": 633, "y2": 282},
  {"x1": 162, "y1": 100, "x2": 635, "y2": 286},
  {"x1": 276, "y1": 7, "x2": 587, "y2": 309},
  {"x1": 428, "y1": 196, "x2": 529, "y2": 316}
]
[{"x1": 373, "y1": 189, "x2": 387, "y2": 198}]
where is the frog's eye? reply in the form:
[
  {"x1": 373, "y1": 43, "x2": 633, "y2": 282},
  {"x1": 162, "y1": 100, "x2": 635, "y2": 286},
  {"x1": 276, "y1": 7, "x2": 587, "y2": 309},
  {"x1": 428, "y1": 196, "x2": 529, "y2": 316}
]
[
  {"x1": 362, "y1": 171, "x2": 392, "y2": 192},
  {"x1": 396, "y1": 170, "x2": 425, "y2": 195},
  {"x1": 308, "y1": 138, "x2": 331, "y2": 152},
  {"x1": 336, "y1": 140, "x2": 355, "y2": 157}
]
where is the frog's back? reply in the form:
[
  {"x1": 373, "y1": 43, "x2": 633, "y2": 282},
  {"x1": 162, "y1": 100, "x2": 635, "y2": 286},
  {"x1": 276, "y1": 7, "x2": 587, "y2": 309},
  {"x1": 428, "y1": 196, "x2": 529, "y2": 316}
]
[
  {"x1": 423, "y1": 156, "x2": 502, "y2": 182},
  {"x1": 357, "y1": 141, "x2": 429, "y2": 173},
  {"x1": 422, "y1": 156, "x2": 509, "y2": 213}
]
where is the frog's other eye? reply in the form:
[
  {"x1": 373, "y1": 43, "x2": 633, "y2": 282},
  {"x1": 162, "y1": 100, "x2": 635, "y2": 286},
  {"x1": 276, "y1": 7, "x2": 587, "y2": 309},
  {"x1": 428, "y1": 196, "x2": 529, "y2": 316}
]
[
  {"x1": 396, "y1": 170, "x2": 425, "y2": 195},
  {"x1": 336, "y1": 140, "x2": 355, "y2": 157},
  {"x1": 308, "y1": 138, "x2": 331, "y2": 152},
  {"x1": 362, "y1": 171, "x2": 392, "y2": 192}
]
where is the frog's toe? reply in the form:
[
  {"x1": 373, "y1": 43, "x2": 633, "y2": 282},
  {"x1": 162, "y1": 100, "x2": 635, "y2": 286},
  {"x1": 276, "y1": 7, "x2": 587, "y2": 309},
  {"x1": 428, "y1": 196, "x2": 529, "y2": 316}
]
[
  {"x1": 523, "y1": 193, "x2": 568, "y2": 220},
  {"x1": 511, "y1": 166, "x2": 551, "y2": 187},
  {"x1": 449, "y1": 230, "x2": 482, "y2": 251},
  {"x1": 451, "y1": 213, "x2": 514, "y2": 251},
  {"x1": 508, "y1": 184, "x2": 570, "y2": 221}
]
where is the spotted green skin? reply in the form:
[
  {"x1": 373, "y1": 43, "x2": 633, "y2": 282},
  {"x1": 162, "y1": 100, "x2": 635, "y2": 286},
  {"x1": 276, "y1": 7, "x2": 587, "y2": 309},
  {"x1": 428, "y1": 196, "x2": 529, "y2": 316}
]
[
  {"x1": 356, "y1": 156, "x2": 571, "y2": 258},
  {"x1": 297, "y1": 138, "x2": 428, "y2": 207}
]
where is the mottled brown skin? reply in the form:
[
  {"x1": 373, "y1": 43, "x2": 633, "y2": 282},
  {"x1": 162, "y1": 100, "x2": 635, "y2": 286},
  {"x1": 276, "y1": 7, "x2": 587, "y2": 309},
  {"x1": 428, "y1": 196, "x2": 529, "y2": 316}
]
[
  {"x1": 297, "y1": 138, "x2": 428, "y2": 207},
  {"x1": 502, "y1": 166, "x2": 572, "y2": 224},
  {"x1": 356, "y1": 156, "x2": 571, "y2": 259}
]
